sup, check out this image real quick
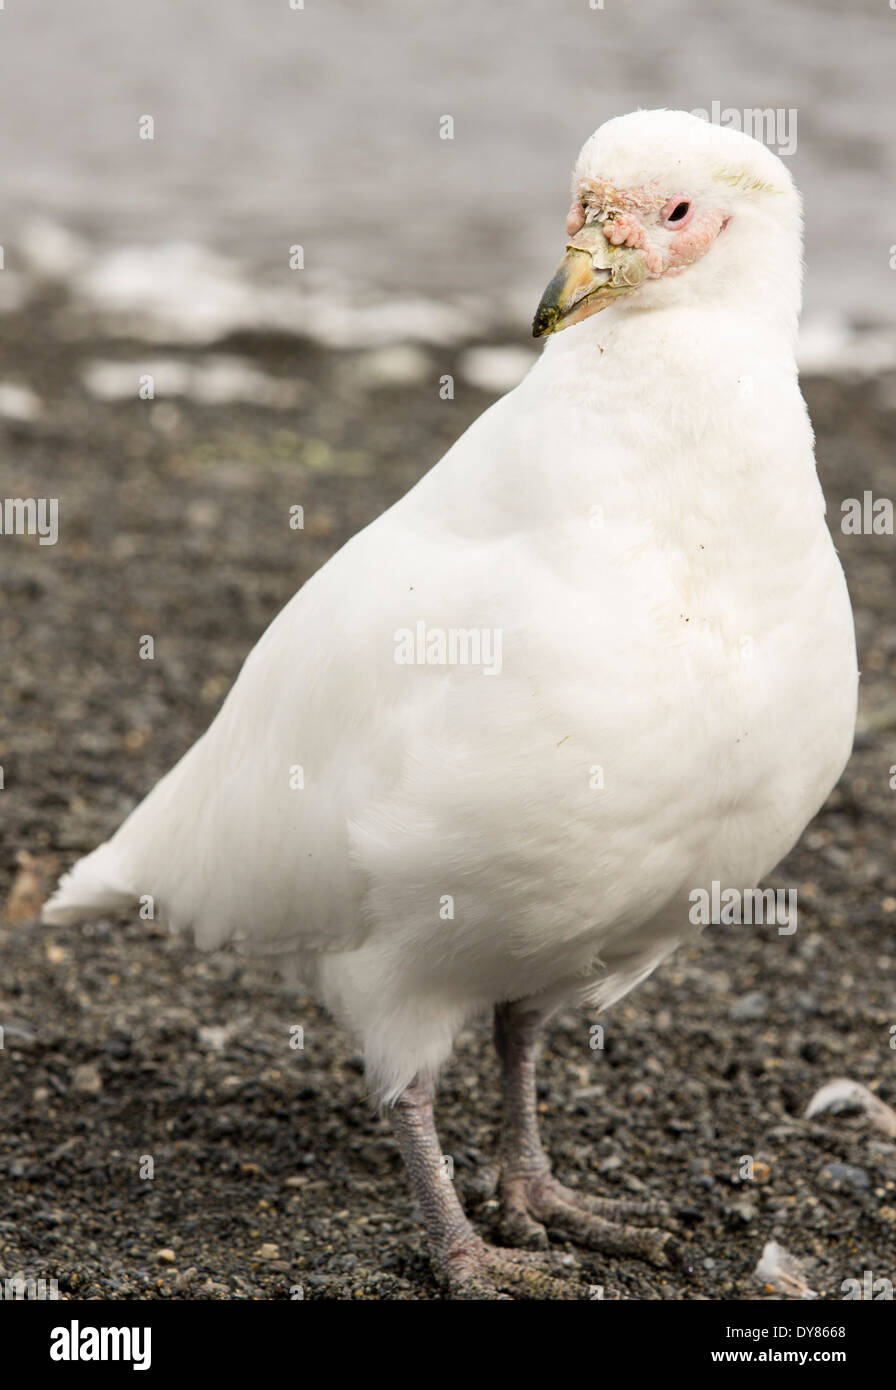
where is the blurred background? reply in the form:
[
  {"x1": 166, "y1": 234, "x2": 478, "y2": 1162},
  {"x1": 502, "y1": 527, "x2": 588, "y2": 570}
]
[
  {"x1": 1, "y1": 0, "x2": 894, "y2": 1303},
  {"x1": 0, "y1": 0, "x2": 893, "y2": 360}
]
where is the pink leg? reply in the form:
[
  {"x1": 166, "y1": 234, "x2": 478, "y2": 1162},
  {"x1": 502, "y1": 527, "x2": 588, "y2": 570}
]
[
  {"x1": 388, "y1": 1076, "x2": 580, "y2": 1298},
  {"x1": 494, "y1": 1000, "x2": 679, "y2": 1266}
]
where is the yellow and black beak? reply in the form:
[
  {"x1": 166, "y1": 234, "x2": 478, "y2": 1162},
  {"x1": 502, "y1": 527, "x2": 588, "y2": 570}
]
[{"x1": 532, "y1": 223, "x2": 648, "y2": 338}]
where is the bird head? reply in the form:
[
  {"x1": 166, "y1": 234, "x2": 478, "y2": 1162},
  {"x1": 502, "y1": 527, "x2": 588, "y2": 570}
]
[{"x1": 533, "y1": 108, "x2": 802, "y2": 338}]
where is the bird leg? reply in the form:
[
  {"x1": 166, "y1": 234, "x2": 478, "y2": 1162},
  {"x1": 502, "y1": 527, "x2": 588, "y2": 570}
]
[
  {"x1": 388, "y1": 1075, "x2": 579, "y2": 1298},
  {"x1": 494, "y1": 999, "x2": 677, "y2": 1265}
]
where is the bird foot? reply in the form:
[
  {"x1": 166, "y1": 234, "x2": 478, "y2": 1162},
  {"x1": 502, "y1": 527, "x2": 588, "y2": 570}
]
[
  {"x1": 499, "y1": 1169, "x2": 678, "y2": 1266},
  {"x1": 439, "y1": 1233, "x2": 584, "y2": 1300}
]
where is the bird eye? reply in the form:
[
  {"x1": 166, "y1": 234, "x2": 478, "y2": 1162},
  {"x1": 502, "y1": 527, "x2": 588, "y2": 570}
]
[{"x1": 661, "y1": 197, "x2": 693, "y2": 229}]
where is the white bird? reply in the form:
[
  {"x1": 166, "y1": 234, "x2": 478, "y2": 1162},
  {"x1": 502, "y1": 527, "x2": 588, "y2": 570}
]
[{"x1": 44, "y1": 109, "x2": 857, "y2": 1298}]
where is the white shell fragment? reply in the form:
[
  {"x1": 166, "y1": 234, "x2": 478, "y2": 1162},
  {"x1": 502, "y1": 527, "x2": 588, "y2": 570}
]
[
  {"x1": 754, "y1": 1241, "x2": 818, "y2": 1300},
  {"x1": 804, "y1": 1079, "x2": 896, "y2": 1137}
]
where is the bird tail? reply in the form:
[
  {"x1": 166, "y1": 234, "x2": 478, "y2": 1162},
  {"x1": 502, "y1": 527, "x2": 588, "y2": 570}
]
[{"x1": 41, "y1": 843, "x2": 138, "y2": 926}]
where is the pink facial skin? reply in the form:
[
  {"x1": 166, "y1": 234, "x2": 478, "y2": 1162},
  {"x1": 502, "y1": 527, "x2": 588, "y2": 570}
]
[
  {"x1": 664, "y1": 209, "x2": 729, "y2": 273},
  {"x1": 575, "y1": 179, "x2": 666, "y2": 216},
  {"x1": 567, "y1": 179, "x2": 664, "y2": 236},
  {"x1": 568, "y1": 177, "x2": 728, "y2": 279}
]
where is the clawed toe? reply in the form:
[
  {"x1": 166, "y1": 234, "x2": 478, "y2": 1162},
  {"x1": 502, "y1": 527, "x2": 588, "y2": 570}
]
[
  {"x1": 443, "y1": 1237, "x2": 584, "y2": 1300},
  {"x1": 500, "y1": 1171, "x2": 680, "y2": 1267},
  {"x1": 567, "y1": 1190, "x2": 669, "y2": 1223},
  {"x1": 500, "y1": 1201, "x2": 551, "y2": 1250}
]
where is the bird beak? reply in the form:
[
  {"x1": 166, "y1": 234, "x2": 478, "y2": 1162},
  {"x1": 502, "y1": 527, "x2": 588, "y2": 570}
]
[{"x1": 532, "y1": 223, "x2": 648, "y2": 338}]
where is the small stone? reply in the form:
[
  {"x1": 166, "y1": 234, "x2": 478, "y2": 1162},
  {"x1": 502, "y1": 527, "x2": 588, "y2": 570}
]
[
  {"x1": 730, "y1": 992, "x2": 768, "y2": 1022},
  {"x1": 256, "y1": 1243, "x2": 280, "y2": 1261},
  {"x1": 155, "y1": 1248, "x2": 176, "y2": 1263},
  {"x1": 728, "y1": 1197, "x2": 758, "y2": 1223},
  {"x1": 71, "y1": 1063, "x2": 103, "y2": 1095},
  {"x1": 818, "y1": 1162, "x2": 871, "y2": 1193}
]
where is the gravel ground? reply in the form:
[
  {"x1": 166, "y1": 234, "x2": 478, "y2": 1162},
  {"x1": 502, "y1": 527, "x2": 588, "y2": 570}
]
[{"x1": 1, "y1": 293, "x2": 895, "y2": 1300}]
